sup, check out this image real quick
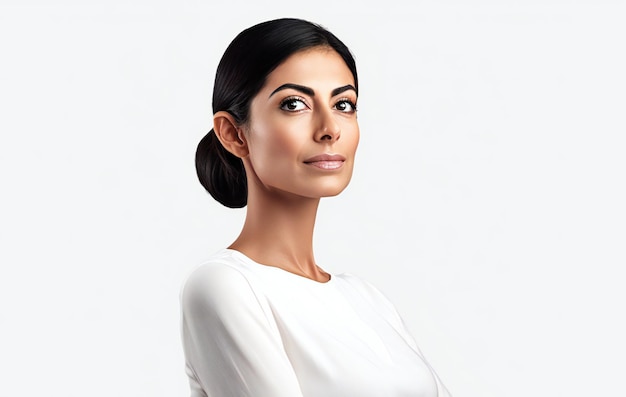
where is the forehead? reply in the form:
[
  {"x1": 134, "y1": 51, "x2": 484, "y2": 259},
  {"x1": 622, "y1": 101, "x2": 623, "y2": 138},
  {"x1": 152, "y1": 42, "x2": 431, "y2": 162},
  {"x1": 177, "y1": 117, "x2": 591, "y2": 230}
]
[{"x1": 261, "y1": 47, "x2": 355, "y2": 94}]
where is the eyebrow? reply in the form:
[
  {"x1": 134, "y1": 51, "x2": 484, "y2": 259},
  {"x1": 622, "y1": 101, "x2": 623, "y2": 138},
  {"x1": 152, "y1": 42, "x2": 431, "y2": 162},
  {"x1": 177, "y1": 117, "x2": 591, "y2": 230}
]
[{"x1": 269, "y1": 83, "x2": 357, "y2": 98}]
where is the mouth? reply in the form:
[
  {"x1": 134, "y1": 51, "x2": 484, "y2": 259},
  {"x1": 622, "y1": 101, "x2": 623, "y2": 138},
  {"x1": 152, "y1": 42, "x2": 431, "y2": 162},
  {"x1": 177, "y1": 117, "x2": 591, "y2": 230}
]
[{"x1": 303, "y1": 154, "x2": 346, "y2": 170}]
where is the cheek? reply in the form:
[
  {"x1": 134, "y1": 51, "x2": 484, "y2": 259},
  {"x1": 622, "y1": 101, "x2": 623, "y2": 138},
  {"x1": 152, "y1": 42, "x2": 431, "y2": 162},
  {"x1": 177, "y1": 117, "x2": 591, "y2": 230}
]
[
  {"x1": 343, "y1": 120, "x2": 360, "y2": 153},
  {"x1": 247, "y1": 118, "x2": 304, "y2": 170}
]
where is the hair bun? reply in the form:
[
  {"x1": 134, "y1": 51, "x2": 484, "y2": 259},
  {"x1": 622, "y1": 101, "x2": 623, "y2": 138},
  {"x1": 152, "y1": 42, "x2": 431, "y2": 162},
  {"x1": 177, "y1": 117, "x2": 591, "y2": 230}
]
[{"x1": 195, "y1": 129, "x2": 247, "y2": 208}]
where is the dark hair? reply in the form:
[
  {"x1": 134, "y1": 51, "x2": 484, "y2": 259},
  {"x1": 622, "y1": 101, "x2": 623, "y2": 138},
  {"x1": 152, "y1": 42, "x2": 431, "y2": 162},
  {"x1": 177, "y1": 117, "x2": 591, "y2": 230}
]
[{"x1": 195, "y1": 18, "x2": 358, "y2": 208}]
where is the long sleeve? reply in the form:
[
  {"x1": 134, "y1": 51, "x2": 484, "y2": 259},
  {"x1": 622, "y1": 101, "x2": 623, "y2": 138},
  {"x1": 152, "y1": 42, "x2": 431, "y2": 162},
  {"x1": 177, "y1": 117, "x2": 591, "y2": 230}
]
[{"x1": 181, "y1": 263, "x2": 304, "y2": 397}]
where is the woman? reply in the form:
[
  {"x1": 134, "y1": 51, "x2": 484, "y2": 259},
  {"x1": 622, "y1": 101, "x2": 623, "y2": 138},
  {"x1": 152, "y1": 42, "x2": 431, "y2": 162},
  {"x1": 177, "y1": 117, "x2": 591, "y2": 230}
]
[{"x1": 181, "y1": 18, "x2": 452, "y2": 397}]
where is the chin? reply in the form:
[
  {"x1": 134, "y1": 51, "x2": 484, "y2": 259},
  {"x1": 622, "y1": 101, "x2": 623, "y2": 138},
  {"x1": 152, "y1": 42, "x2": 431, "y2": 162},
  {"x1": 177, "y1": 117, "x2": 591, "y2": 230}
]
[
  {"x1": 314, "y1": 179, "x2": 352, "y2": 198},
  {"x1": 320, "y1": 190, "x2": 344, "y2": 198}
]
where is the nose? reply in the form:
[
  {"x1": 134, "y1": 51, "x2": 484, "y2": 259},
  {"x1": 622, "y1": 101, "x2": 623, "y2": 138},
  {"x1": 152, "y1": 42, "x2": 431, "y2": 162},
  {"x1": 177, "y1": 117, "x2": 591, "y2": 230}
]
[{"x1": 314, "y1": 108, "x2": 341, "y2": 142}]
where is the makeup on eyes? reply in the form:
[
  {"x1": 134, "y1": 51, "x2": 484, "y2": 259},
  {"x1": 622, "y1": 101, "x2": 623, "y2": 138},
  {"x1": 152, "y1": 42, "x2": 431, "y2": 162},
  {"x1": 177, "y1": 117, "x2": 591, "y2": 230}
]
[
  {"x1": 279, "y1": 96, "x2": 309, "y2": 111},
  {"x1": 334, "y1": 97, "x2": 357, "y2": 113},
  {"x1": 278, "y1": 95, "x2": 357, "y2": 113},
  {"x1": 271, "y1": 82, "x2": 356, "y2": 106}
]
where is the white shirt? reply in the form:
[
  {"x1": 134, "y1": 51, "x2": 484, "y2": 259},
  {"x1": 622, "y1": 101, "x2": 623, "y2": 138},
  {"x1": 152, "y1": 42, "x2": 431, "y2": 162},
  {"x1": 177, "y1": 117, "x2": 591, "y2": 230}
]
[{"x1": 180, "y1": 249, "x2": 452, "y2": 397}]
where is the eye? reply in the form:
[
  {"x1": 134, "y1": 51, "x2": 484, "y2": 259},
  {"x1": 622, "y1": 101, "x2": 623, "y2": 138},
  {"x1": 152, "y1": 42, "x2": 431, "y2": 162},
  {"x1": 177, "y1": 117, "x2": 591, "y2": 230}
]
[
  {"x1": 280, "y1": 96, "x2": 308, "y2": 112},
  {"x1": 334, "y1": 99, "x2": 357, "y2": 113}
]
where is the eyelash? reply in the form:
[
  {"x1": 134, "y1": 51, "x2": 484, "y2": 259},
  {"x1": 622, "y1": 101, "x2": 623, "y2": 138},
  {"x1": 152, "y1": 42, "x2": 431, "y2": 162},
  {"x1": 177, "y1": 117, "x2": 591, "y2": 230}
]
[
  {"x1": 335, "y1": 97, "x2": 358, "y2": 113},
  {"x1": 279, "y1": 96, "x2": 358, "y2": 113},
  {"x1": 280, "y1": 96, "x2": 309, "y2": 111}
]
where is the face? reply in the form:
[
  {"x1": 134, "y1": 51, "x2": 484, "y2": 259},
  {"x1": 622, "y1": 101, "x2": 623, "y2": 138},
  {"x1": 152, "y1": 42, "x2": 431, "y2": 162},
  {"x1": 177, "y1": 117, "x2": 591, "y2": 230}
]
[{"x1": 243, "y1": 47, "x2": 359, "y2": 200}]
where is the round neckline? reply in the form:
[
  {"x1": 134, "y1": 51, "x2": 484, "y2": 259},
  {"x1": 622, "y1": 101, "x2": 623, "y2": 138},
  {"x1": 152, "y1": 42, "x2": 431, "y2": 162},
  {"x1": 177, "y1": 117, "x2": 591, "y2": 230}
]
[{"x1": 224, "y1": 248, "x2": 335, "y2": 285}]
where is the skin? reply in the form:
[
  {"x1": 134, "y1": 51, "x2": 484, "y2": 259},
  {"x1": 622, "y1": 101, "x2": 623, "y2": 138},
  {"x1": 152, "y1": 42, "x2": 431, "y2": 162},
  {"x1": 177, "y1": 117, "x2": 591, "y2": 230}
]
[{"x1": 213, "y1": 47, "x2": 359, "y2": 283}]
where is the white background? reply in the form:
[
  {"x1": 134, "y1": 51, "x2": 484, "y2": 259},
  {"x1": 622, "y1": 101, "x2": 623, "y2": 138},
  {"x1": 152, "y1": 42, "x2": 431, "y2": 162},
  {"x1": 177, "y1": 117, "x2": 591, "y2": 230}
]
[{"x1": 1, "y1": 1, "x2": 624, "y2": 396}]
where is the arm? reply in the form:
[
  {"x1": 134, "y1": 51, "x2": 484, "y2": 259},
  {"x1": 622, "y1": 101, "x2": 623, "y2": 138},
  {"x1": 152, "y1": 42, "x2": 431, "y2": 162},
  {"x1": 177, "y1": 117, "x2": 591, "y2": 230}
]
[{"x1": 181, "y1": 264, "x2": 304, "y2": 397}]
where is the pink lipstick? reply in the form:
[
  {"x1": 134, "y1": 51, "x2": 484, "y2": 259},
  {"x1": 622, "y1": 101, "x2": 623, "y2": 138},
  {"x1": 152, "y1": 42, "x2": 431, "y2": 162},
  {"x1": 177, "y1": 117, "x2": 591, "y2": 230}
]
[{"x1": 304, "y1": 154, "x2": 346, "y2": 170}]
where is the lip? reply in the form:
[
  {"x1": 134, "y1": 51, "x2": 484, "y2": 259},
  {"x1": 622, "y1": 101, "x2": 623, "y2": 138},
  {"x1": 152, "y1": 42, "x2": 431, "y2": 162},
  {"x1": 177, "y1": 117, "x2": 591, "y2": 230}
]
[
  {"x1": 304, "y1": 154, "x2": 346, "y2": 162},
  {"x1": 303, "y1": 153, "x2": 346, "y2": 170}
]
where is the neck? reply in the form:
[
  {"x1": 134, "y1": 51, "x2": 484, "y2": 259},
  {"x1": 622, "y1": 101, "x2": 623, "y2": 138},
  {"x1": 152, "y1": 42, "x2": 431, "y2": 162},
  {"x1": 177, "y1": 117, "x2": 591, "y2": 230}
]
[{"x1": 229, "y1": 188, "x2": 330, "y2": 282}]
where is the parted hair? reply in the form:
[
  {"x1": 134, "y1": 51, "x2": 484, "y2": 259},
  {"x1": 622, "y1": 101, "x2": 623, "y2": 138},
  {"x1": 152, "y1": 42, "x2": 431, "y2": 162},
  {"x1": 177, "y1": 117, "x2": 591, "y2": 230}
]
[{"x1": 195, "y1": 18, "x2": 358, "y2": 208}]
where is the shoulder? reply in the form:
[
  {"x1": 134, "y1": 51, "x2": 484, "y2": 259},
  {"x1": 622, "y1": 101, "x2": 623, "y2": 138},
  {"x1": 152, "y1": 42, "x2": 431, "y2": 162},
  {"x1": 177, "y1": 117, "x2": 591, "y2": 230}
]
[
  {"x1": 336, "y1": 273, "x2": 420, "y2": 350},
  {"x1": 335, "y1": 273, "x2": 399, "y2": 317},
  {"x1": 181, "y1": 250, "x2": 260, "y2": 315}
]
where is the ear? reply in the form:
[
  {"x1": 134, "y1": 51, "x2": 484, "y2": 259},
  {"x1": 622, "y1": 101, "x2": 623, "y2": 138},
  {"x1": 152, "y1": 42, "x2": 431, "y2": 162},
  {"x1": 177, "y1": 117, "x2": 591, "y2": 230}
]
[{"x1": 213, "y1": 111, "x2": 249, "y2": 158}]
